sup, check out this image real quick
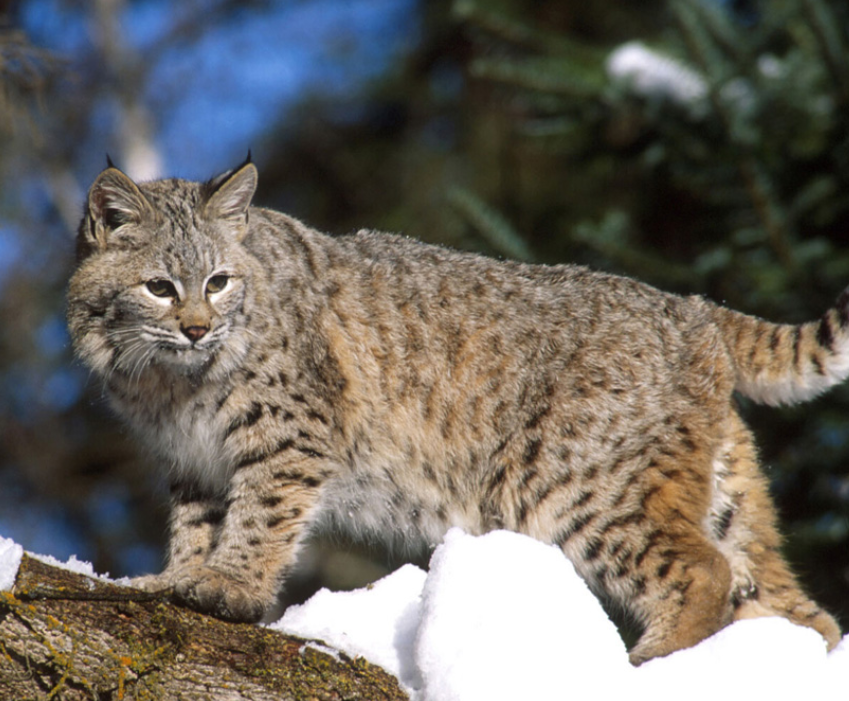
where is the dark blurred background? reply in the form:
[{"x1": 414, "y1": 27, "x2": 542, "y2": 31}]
[{"x1": 1, "y1": 0, "x2": 848, "y2": 627}]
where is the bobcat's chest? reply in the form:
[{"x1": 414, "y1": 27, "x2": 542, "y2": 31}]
[
  {"x1": 122, "y1": 384, "x2": 233, "y2": 491},
  {"x1": 164, "y1": 404, "x2": 232, "y2": 489}
]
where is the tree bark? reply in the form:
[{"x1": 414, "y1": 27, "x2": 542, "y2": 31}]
[{"x1": 0, "y1": 555, "x2": 409, "y2": 701}]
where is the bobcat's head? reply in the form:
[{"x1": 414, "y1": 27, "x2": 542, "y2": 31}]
[{"x1": 68, "y1": 158, "x2": 262, "y2": 385}]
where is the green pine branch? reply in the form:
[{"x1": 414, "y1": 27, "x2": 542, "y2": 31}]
[
  {"x1": 452, "y1": 0, "x2": 606, "y2": 65},
  {"x1": 573, "y1": 211, "x2": 695, "y2": 287},
  {"x1": 447, "y1": 187, "x2": 535, "y2": 262},
  {"x1": 468, "y1": 55, "x2": 604, "y2": 98},
  {"x1": 800, "y1": 0, "x2": 849, "y2": 99}
]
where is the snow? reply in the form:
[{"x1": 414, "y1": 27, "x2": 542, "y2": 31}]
[
  {"x1": 276, "y1": 528, "x2": 848, "y2": 700},
  {"x1": 0, "y1": 535, "x2": 130, "y2": 590},
  {"x1": 3, "y1": 527, "x2": 845, "y2": 698},
  {"x1": 412, "y1": 529, "x2": 631, "y2": 700},
  {"x1": 607, "y1": 41, "x2": 708, "y2": 106},
  {"x1": 28, "y1": 551, "x2": 131, "y2": 586},
  {"x1": 270, "y1": 562, "x2": 426, "y2": 689},
  {"x1": 29, "y1": 551, "x2": 98, "y2": 578},
  {"x1": 0, "y1": 535, "x2": 23, "y2": 591}
]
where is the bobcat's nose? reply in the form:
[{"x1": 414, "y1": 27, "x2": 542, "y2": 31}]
[{"x1": 182, "y1": 325, "x2": 210, "y2": 342}]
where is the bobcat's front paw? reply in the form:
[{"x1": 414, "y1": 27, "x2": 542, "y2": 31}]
[
  {"x1": 170, "y1": 565, "x2": 267, "y2": 623},
  {"x1": 129, "y1": 572, "x2": 175, "y2": 594}
]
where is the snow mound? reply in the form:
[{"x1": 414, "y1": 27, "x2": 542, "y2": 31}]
[
  {"x1": 276, "y1": 528, "x2": 848, "y2": 700},
  {"x1": 414, "y1": 529, "x2": 632, "y2": 700},
  {"x1": 272, "y1": 562, "x2": 426, "y2": 689}
]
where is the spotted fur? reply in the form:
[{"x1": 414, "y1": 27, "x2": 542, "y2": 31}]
[{"x1": 67, "y1": 160, "x2": 843, "y2": 663}]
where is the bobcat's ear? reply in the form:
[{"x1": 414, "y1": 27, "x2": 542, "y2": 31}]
[
  {"x1": 203, "y1": 161, "x2": 258, "y2": 227},
  {"x1": 82, "y1": 167, "x2": 154, "y2": 254}
]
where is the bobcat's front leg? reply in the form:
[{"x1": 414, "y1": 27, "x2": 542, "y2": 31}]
[
  {"x1": 131, "y1": 480, "x2": 223, "y2": 592},
  {"x1": 169, "y1": 453, "x2": 324, "y2": 622}
]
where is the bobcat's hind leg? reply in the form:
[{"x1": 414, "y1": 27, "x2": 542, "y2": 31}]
[
  {"x1": 731, "y1": 548, "x2": 841, "y2": 650},
  {"x1": 712, "y1": 411, "x2": 842, "y2": 649},
  {"x1": 560, "y1": 445, "x2": 735, "y2": 665},
  {"x1": 625, "y1": 530, "x2": 733, "y2": 665}
]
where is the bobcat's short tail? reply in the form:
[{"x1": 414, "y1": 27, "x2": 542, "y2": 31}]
[{"x1": 707, "y1": 288, "x2": 849, "y2": 406}]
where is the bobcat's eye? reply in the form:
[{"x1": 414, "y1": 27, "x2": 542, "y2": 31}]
[
  {"x1": 206, "y1": 274, "x2": 230, "y2": 295},
  {"x1": 146, "y1": 279, "x2": 178, "y2": 298}
]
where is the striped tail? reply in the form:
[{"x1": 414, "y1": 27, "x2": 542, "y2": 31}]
[{"x1": 707, "y1": 288, "x2": 849, "y2": 406}]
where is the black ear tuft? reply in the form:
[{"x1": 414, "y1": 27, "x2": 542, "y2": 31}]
[
  {"x1": 243, "y1": 149, "x2": 253, "y2": 167},
  {"x1": 106, "y1": 153, "x2": 116, "y2": 169}
]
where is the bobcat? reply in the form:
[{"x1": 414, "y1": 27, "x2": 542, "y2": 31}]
[{"x1": 67, "y1": 157, "x2": 844, "y2": 664}]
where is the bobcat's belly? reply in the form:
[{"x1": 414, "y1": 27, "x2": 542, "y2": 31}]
[{"x1": 313, "y1": 460, "x2": 485, "y2": 553}]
